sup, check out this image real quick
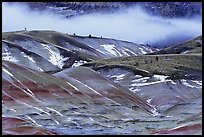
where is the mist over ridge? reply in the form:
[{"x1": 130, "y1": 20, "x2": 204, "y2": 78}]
[{"x1": 2, "y1": 2, "x2": 202, "y2": 46}]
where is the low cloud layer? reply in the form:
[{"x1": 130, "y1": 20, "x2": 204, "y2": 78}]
[{"x1": 2, "y1": 2, "x2": 202, "y2": 45}]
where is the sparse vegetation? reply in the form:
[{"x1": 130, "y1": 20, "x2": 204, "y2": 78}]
[{"x1": 83, "y1": 54, "x2": 202, "y2": 80}]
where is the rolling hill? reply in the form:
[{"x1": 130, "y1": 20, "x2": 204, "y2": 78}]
[
  {"x1": 2, "y1": 30, "x2": 154, "y2": 72},
  {"x1": 2, "y1": 29, "x2": 202, "y2": 135},
  {"x1": 149, "y1": 35, "x2": 202, "y2": 55}
]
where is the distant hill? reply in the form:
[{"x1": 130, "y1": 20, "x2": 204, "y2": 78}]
[
  {"x1": 8, "y1": 2, "x2": 202, "y2": 18},
  {"x1": 149, "y1": 35, "x2": 202, "y2": 55}
]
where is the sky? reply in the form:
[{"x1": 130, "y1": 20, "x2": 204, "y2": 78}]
[{"x1": 2, "y1": 2, "x2": 202, "y2": 45}]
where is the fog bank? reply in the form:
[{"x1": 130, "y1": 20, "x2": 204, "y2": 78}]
[{"x1": 2, "y1": 2, "x2": 202, "y2": 45}]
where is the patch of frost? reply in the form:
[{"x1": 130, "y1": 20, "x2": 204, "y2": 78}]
[
  {"x1": 181, "y1": 80, "x2": 202, "y2": 89},
  {"x1": 2, "y1": 68, "x2": 13, "y2": 77},
  {"x1": 139, "y1": 47, "x2": 147, "y2": 54},
  {"x1": 182, "y1": 50, "x2": 189, "y2": 54},
  {"x1": 143, "y1": 46, "x2": 153, "y2": 53},
  {"x1": 131, "y1": 75, "x2": 168, "y2": 87},
  {"x1": 23, "y1": 54, "x2": 35, "y2": 63},
  {"x1": 41, "y1": 43, "x2": 69, "y2": 68},
  {"x1": 101, "y1": 44, "x2": 122, "y2": 56},
  {"x1": 2, "y1": 52, "x2": 18, "y2": 62},
  {"x1": 169, "y1": 80, "x2": 177, "y2": 85},
  {"x1": 147, "y1": 98, "x2": 152, "y2": 103},
  {"x1": 132, "y1": 77, "x2": 150, "y2": 83},
  {"x1": 37, "y1": 67, "x2": 44, "y2": 72},
  {"x1": 122, "y1": 48, "x2": 137, "y2": 56},
  {"x1": 153, "y1": 75, "x2": 168, "y2": 81},
  {"x1": 115, "y1": 74, "x2": 126, "y2": 81},
  {"x1": 131, "y1": 81, "x2": 165, "y2": 87},
  {"x1": 129, "y1": 87, "x2": 141, "y2": 93},
  {"x1": 192, "y1": 80, "x2": 202, "y2": 86},
  {"x1": 72, "y1": 60, "x2": 87, "y2": 67}
]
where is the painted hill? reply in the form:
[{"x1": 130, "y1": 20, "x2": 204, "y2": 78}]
[
  {"x1": 2, "y1": 60, "x2": 157, "y2": 134},
  {"x1": 2, "y1": 30, "x2": 202, "y2": 135},
  {"x1": 2, "y1": 30, "x2": 154, "y2": 72}
]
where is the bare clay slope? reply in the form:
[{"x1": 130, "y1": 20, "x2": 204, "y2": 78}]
[
  {"x1": 2, "y1": 30, "x2": 153, "y2": 73},
  {"x1": 2, "y1": 60, "x2": 157, "y2": 135}
]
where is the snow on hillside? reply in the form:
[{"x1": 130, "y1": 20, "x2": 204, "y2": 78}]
[{"x1": 41, "y1": 43, "x2": 69, "y2": 69}]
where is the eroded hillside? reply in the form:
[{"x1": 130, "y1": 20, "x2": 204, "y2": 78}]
[{"x1": 2, "y1": 30, "x2": 202, "y2": 135}]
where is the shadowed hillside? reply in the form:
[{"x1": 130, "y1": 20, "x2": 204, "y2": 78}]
[{"x1": 149, "y1": 35, "x2": 202, "y2": 55}]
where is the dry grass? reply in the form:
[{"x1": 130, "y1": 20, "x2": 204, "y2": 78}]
[{"x1": 83, "y1": 54, "x2": 202, "y2": 80}]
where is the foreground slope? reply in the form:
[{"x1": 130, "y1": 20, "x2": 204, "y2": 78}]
[
  {"x1": 2, "y1": 60, "x2": 201, "y2": 135},
  {"x1": 3, "y1": 60, "x2": 157, "y2": 134},
  {"x1": 2, "y1": 30, "x2": 202, "y2": 135}
]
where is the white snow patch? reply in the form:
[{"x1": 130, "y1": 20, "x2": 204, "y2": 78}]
[
  {"x1": 115, "y1": 74, "x2": 125, "y2": 81},
  {"x1": 147, "y1": 98, "x2": 152, "y2": 103},
  {"x1": 139, "y1": 47, "x2": 147, "y2": 54},
  {"x1": 131, "y1": 75, "x2": 168, "y2": 87},
  {"x1": 54, "y1": 120, "x2": 60, "y2": 125},
  {"x1": 129, "y1": 87, "x2": 141, "y2": 92},
  {"x1": 2, "y1": 52, "x2": 18, "y2": 62},
  {"x1": 26, "y1": 115, "x2": 42, "y2": 127},
  {"x1": 101, "y1": 44, "x2": 122, "y2": 56},
  {"x1": 106, "y1": 75, "x2": 111, "y2": 77},
  {"x1": 76, "y1": 80, "x2": 102, "y2": 96},
  {"x1": 182, "y1": 50, "x2": 189, "y2": 54},
  {"x1": 131, "y1": 80, "x2": 165, "y2": 87},
  {"x1": 181, "y1": 79, "x2": 202, "y2": 89},
  {"x1": 2, "y1": 68, "x2": 13, "y2": 77},
  {"x1": 23, "y1": 54, "x2": 35, "y2": 63},
  {"x1": 89, "y1": 117, "x2": 94, "y2": 121},
  {"x1": 9, "y1": 108, "x2": 17, "y2": 112},
  {"x1": 46, "y1": 107, "x2": 63, "y2": 116},
  {"x1": 132, "y1": 77, "x2": 150, "y2": 83},
  {"x1": 153, "y1": 75, "x2": 169, "y2": 81},
  {"x1": 192, "y1": 80, "x2": 202, "y2": 86},
  {"x1": 41, "y1": 43, "x2": 69, "y2": 68},
  {"x1": 135, "y1": 75, "x2": 143, "y2": 78},
  {"x1": 37, "y1": 67, "x2": 44, "y2": 72},
  {"x1": 143, "y1": 46, "x2": 153, "y2": 53},
  {"x1": 122, "y1": 48, "x2": 138, "y2": 56},
  {"x1": 110, "y1": 75, "x2": 117, "y2": 78},
  {"x1": 109, "y1": 74, "x2": 126, "y2": 81},
  {"x1": 72, "y1": 60, "x2": 87, "y2": 67},
  {"x1": 169, "y1": 80, "x2": 177, "y2": 85},
  {"x1": 152, "y1": 108, "x2": 161, "y2": 116},
  {"x1": 66, "y1": 82, "x2": 79, "y2": 91},
  {"x1": 27, "y1": 56, "x2": 35, "y2": 63}
]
